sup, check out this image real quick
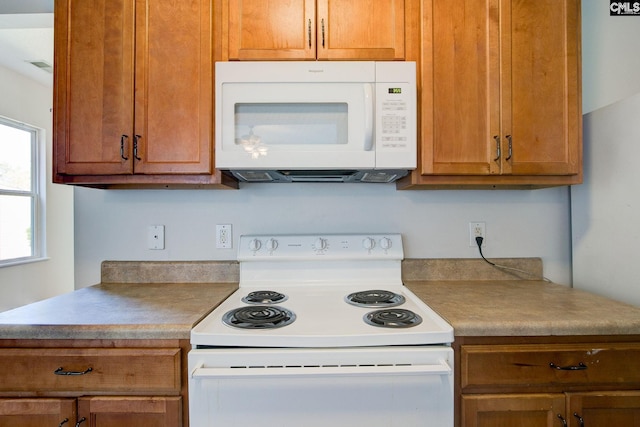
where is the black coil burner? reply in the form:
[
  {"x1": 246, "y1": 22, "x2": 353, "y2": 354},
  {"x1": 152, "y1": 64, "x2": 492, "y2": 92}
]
[
  {"x1": 345, "y1": 289, "x2": 406, "y2": 308},
  {"x1": 364, "y1": 308, "x2": 423, "y2": 328},
  {"x1": 241, "y1": 290, "x2": 288, "y2": 304},
  {"x1": 222, "y1": 306, "x2": 296, "y2": 329}
]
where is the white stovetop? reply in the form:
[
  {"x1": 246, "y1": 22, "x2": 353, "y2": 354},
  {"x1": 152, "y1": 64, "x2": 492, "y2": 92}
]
[
  {"x1": 191, "y1": 234, "x2": 453, "y2": 348},
  {"x1": 191, "y1": 284, "x2": 453, "y2": 348}
]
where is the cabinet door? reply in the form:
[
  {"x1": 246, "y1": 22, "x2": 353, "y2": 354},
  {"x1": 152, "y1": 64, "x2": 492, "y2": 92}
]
[
  {"x1": 227, "y1": 0, "x2": 316, "y2": 60},
  {"x1": 77, "y1": 397, "x2": 181, "y2": 427},
  {"x1": 0, "y1": 398, "x2": 76, "y2": 427},
  {"x1": 54, "y1": 0, "x2": 135, "y2": 175},
  {"x1": 419, "y1": 0, "x2": 580, "y2": 179},
  {"x1": 420, "y1": 0, "x2": 500, "y2": 175},
  {"x1": 226, "y1": 0, "x2": 405, "y2": 60},
  {"x1": 567, "y1": 391, "x2": 640, "y2": 426},
  {"x1": 316, "y1": 0, "x2": 405, "y2": 60},
  {"x1": 502, "y1": 0, "x2": 581, "y2": 176},
  {"x1": 462, "y1": 394, "x2": 566, "y2": 427},
  {"x1": 133, "y1": 0, "x2": 213, "y2": 174}
]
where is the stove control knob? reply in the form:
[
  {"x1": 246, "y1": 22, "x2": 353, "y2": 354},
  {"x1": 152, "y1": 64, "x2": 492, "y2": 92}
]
[
  {"x1": 379, "y1": 237, "x2": 392, "y2": 250},
  {"x1": 362, "y1": 237, "x2": 376, "y2": 250},
  {"x1": 249, "y1": 238, "x2": 262, "y2": 252},
  {"x1": 265, "y1": 238, "x2": 278, "y2": 251},
  {"x1": 313, "y1": 237, "x2": 327, "y2": 251}
]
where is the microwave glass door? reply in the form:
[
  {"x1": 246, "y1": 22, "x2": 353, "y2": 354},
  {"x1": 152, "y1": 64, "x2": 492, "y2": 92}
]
[
  {"x1": 220, "y1": 83, "x2": 373, "y2": 162},
  {"x1": 234, "y1": 102, "x2": 348, "y2": 147}
]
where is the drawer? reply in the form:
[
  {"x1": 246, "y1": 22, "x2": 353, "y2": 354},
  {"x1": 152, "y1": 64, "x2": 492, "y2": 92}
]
[
  {"x1": 461, "y1": 343, "x2": 640, "y2": 391},
  {"x1": 0, "y1": 348, "x2": 181, "y2": 394}
]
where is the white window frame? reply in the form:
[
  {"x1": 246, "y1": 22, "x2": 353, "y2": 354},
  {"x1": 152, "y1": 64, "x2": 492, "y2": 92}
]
[{"x1": 0, "y1": 116, "x2": 46, "y2": 267}]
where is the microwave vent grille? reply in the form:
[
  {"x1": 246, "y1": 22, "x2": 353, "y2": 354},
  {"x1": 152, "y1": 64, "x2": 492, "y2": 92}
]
[
  {"x1": 233, "y1": 171, "x2": 275, "y2": 182},
  {"x1": 360, "y1": 172, "x2": 401, "y2": 183}
]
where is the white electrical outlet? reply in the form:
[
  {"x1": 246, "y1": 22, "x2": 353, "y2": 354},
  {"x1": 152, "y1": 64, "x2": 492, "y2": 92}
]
[
  {"x1": 216, "y1": 224, "x2": 232, "y2": 249},
  {"x1": 469, "y1": 222, "x2": 486, "y2": 247},
  {"x1": 147, "y1": 225, "x2": 165, "y2": 250}
]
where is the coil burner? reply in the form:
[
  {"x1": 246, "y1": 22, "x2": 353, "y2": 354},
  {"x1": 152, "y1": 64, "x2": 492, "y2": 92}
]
[
  {"x1": 241, "y1": 290, "x2": 288, "y2": 304},
  {"x1": 364, "y1": 308, "x2": 423, "y2": 328},
  {"x1": 345, "y1": 289, "x2": 406, "y2": 308},
  {"x1": 222, "y1": 306, "x2": 296, "y2": 330}
]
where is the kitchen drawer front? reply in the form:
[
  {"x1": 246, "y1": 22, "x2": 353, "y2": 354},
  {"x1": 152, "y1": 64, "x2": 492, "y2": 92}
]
[
  {"x1": 461, "y1": 343, "x2": 640, "y2": 391},
  {"x1": 0, "y1": 348, "x2": 181, "y2": 394}
]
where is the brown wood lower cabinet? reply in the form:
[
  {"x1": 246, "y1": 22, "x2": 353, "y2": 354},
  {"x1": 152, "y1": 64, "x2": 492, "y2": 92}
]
[
  {"x1": 77, "y1": 396, "x2": 182, "y2": 427},
  {"x1": 462, "y1": 394, "x2": 565, "y2": 427},
  {"x1": 457, "y1": 338, "x2": 640, "y2": 427},
  {"x1": 0, "y1": 340, "x2": 188, "y2": 427},
  {"x1": 0, "y1": 398, "x2": 76, "y2": 426}
]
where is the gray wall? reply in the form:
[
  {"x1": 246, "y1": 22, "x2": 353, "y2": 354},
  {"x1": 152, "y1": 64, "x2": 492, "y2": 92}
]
[{"x1": 0, "y1": 65, "x2": 74, "y2": 311}]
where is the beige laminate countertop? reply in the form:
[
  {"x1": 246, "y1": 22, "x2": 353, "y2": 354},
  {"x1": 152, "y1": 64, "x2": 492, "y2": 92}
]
[
  {"x1": 0, "y1": 282, "x2": 237, "y2": 340},
  {"x1": 1, "y1": 259, "x2": 639, "y2": 341},
  {"x1": 406, "y1": 280, "x2": 640, "y2": 337}
]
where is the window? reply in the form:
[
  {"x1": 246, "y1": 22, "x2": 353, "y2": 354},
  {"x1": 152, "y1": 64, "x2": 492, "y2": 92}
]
[{"x1": 0, "y1": 116, "x2": 44, "y2": 266}]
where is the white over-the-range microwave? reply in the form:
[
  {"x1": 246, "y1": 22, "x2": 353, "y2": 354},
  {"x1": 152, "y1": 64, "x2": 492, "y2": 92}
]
[{"x1": 215, "y1": 61, "x2": 416, "y2": 183}]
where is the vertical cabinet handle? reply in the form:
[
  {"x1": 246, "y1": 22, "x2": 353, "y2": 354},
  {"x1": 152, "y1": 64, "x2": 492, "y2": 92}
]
[
  {"x1": 75, "y1": 417, "x2": 86, "y2": 427},
  {"x1": 557, "y1": 414, "x2": 567, "y2": 426},
  {"x1": 505, "y1": 134, "x2": 513, "y2": 161},
  {"x1": 133, "y1": 134, "x2": 142, "y2": 160},
  {"x1": 321, "y1": 19, "x2": 325, "y2": 47},
  {"x1": 308, "y1": 19, "x2": 312, "y2": 48},
  {"x1": 58, "y1": 419, "x2": 69, "y2": 427},
  {"x1": 573, "y1": 413, "x2": 585, "y2": 427},
  {"x1": 120, "y1": 135, "x2": 129, "y2": 160},
  {"x1": 493, "y1": 135, "x2": 501, "y2": 161}
]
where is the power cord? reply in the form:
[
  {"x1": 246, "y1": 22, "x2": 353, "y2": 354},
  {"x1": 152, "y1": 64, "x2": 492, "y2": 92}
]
[{"x1": 475, "y1": 236, "x2": 551, "y2": 282}]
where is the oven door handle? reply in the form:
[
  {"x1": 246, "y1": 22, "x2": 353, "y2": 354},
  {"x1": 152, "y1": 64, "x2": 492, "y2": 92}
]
[{"x1": 191, "y1": 361, "x2": 452, "y2": 379}]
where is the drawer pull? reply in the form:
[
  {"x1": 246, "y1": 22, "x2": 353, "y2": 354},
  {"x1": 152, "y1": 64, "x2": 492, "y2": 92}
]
[
  {"x1": 75, "y1": 417, "x2": 86, "y2": 427},
  {"x1": 59, "y1": 419, "x2": 69, "y2": 427},
  {"x1": 54, "y1": 367, "x2": 93, "y2": 376},
  {"x1": 573, "y1": 412, "x2": 585, "y2": 427},
  {"x1": 549, "y1": 362, "x2": 587, "y2": 371},
  {"x1": 557, "y1": 414, "x2": 567, "y2": 426}
]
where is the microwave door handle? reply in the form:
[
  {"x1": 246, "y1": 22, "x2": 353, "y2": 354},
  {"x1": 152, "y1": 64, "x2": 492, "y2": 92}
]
[{"x1": 364, "y1": 83, "x2": 374, "y2": 151}]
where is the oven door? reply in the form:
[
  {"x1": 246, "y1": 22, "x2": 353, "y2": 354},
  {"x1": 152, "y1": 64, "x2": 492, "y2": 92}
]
[{"x1": 189, "y1": 346, "x2": 453, "y2": 427}]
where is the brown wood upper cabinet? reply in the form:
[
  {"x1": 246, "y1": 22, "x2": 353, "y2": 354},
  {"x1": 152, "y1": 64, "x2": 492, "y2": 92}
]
[
  {"x1": 54, "y1": 0, "x2": 213, "y2": 179},
  {"x1": 225, "y1": 0, "x2": 406, "y2": 60},
  {"x1": 402, "y1": 0, "x2": 582, "y2": 188}
]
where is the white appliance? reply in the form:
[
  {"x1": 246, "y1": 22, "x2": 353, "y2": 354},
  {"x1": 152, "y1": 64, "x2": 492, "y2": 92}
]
[
  {"x1": 189, "y1": 234, "x2": 454, "y2": 427},
  {"x1": 215, "y1": 62, "x2": 417, "y2": 183}
]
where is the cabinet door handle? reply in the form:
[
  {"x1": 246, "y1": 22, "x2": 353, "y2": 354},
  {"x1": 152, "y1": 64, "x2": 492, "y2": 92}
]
[
  {"x1": 505, "y1": 134, "x2": 513, "y2": 161},
  {"x1": 133, "y1": 134, "x2": 142, "y2": 161},
  {"x1": 321, "y1": 19, "x2": 325, "y2": 47},
  {"x1": 54, "y1": 367, "x2": 93, "y2": 376},
  {"x1": 308, "y1": 19, "x2": 312, "y2": 48},
  {"x1": 120, "y1": 135, "x2": 129, "y2": 160},
  {"x1": 549, "y1": 362, "x2": 587, "y2": 371},
  {"x1": 493, "y1": 135, "x2": 501, "y2": 161},
  {"x1": 58, "y1": 418, "x2": 69, "y2": 427},
  {"x1": 75, "y1": 417, "x2": 86, "y2": 427},
  {"x1": 573, "y1": 412, "x2": 585, "y2": 427},
  {"x1": 557, "y1": 414, "x2": 567, "y2": 426}
]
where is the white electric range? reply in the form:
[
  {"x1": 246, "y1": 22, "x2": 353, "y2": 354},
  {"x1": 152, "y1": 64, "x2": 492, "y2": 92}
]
[{"x1": 189, "y1": 234, "x2": 454, "y2": 427}]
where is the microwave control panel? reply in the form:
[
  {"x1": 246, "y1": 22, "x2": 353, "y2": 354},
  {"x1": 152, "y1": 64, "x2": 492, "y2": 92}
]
[
  {"x1": 374, "y1": 61, "x2": 416, "y2": 169},
  {"x1": 379, "y1": 93, "x2": 409, "y2": 149}
]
